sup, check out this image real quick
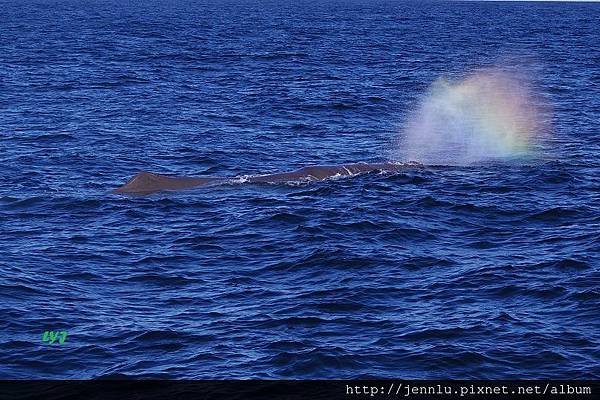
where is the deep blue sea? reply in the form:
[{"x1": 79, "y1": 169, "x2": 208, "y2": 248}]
[{"x1": 1, "y1": 0, "x2": 599, "y2": 379}]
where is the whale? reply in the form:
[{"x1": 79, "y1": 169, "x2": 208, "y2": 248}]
[{"x1": 113, "y1": 162, "x2": 418, "y2": 195}]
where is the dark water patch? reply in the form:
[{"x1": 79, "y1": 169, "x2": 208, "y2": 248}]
[
  {"x1": 270, "y1": 348, "x2": 364, "y2": 377},
  {"x1": 121, "y1": 273, "x2": 197, "y2": 286},
  {"x1": 380, "y1": 227, "x2": 437, "y2": 241},
  {"x1": 568, "y1": 289, "x2": 600, "y2": 302},
  {"x1": 413, "y1": 195, "x2": 452, "y2": 208},
  {"x1": 491, "y1": 312, "x2": 522, "y2": 324},
  {"x1": 430, "y1": 348, "x2": 495, "y2": 367},
  {"x1": 12, "y1": 132, "x2": 76, "y2": 142},
  {"x1": 401, "y1": 256, "x2": 455, "y2": 270},
  {"x1": 527, "y1": 207, "x2": 583, "y2": 221},
  {"x1": 254, "y1": 211, "x2": 307, "y2": 224},
  {"x1": 549, "y1": 258, "x2": 590, "y2": 270},
  {"x1": 383, "y1": 173, "x2": 428, "y2": 185},
  {"x1": 2, "y1": 196, "x2": 46, "y2": 208},
  {"x1": 285, "y1": 186, "x2": 337, "y2": 197},
  {"x1": 475, "y1": 185, "x2": 516, "y2": 194},
  {"x1": 0, "y1": 283, "x2": 47, "y2": 297},
  {"x1": 398, "y1": 326, "x2": 485, "y2": 341},
  {"x1": 314, "y1": 301, "x2": 365, "y2": 313},
  {"x1": 56, "y1": 272, "x2": 102, "y2": 281},
  {"x1": 251, "y1": 52, "x2": 309, "y2": 61},
  {"x1": 487, "y1": 284, "x2": 568, "y2": 300},
  {"x1": 131, "y1": 255, "x2": 195, "y2": 265},
  {"x1": 255, "y1": 316, "x2": 340, "y2": 329},
  {"x1": 262, "y1": 249, "x2": 379, "y2": 273},
  {"x1": 130, "y1": 329, "x2": 212, "y2": 343},
  {"x1": 264, "y1": 340, "x2": 310, "y2": 352}
]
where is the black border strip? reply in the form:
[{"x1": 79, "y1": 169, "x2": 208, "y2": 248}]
[{"x1": 1, "y1": 380, "x2": 599, "y2": 400}]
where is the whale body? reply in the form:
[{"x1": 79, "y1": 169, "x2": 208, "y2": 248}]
[{"x1": 114, "y1": 162, "x2": 417, "y2": 195}]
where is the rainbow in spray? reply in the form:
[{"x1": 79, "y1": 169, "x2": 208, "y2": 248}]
[{"x1": 400, "y1": 68, "x2": 544, "y2": 165}]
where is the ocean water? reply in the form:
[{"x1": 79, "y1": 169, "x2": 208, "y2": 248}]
[{"x1": 1, "y1": 0, "x2": 599, "y2": 379}]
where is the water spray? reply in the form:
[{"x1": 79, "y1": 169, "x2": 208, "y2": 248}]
[{"x1": 397, "y1": 68, "x2": 545, "y2": 165}]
